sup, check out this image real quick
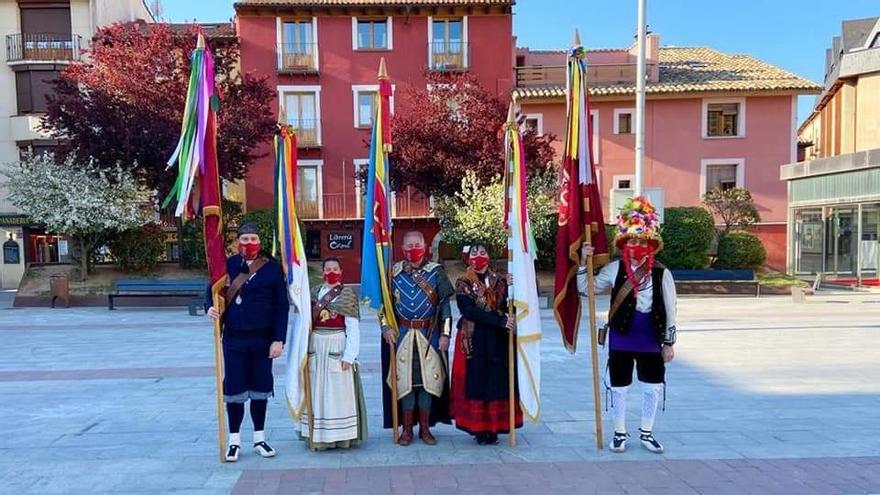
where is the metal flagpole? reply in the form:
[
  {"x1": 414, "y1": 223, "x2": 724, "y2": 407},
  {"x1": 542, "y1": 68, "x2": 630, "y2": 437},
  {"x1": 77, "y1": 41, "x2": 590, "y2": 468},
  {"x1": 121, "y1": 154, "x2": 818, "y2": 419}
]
[{"x1": 634, "y1": 0, "x2": 647, "y2": 196}]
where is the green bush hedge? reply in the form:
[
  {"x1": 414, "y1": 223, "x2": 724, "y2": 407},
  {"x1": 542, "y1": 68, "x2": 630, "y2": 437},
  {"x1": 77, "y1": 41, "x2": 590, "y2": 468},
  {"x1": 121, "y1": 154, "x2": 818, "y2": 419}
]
[
  {"x1": 238, "y1": 209, "x2": 276, "y2": 246},
  {"x1": 656, "y1": 207, "x2": 715, "y2": 269},
  {"x1": 714, "y1": 231, "x2": 767, "y2": 269},
  {"x1": 108, "y1": 223, "x2": 166, "y2": 272}
]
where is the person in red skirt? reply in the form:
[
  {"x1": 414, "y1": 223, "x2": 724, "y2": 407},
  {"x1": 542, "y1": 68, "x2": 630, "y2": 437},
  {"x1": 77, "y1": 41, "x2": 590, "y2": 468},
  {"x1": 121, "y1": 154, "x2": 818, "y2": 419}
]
[{"x1": 451, "y1": 242, "x2": 522, "y2": 445}]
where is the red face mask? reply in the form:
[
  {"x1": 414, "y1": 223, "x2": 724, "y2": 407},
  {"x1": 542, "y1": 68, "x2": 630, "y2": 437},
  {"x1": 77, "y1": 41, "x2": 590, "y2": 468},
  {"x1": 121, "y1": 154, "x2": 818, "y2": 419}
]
[
  {"x1": 323, "y1": 272, "x2": 342, "y2": 285},
  {"x1": 240, "y1": 242, "x2": 261, "y2": 261},
  {"x1": 626, "y1": 244, "x2": 651, "y2": 261},
  {"x1": 404, "y1": 247, "x2": 426, "y2": 264},
  {"x1": 469, "y1": 254, "x2": 490, "y2": 272}
]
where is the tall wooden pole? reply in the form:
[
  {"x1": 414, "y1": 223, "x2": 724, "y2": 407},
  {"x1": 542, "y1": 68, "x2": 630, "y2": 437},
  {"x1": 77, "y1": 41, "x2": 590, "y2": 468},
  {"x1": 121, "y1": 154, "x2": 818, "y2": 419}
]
[
  {"x1": 211, "y1": 292, "x2": 228, "y2": 462},
  {"x1": 508, "y1": 303, "x2": 517, "y2": 447},
  {"x1": 582, "y1": 237, "x2": 604, "y2": 450},
  {"x1": 388, "y1": 339, "x2": 400, "y2": 444},
  {"x1": 303, "y1": 328, "x2": 315, "y2": 450}
]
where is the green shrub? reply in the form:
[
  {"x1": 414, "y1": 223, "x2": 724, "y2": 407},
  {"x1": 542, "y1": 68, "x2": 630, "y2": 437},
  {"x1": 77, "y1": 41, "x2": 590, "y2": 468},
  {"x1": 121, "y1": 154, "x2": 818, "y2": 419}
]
[
  {"x1": 714, "y1": 231, "x2": 767, "y2": 269},
  {"x1": 238, "y1": 209, "x2": 276, "y2": 246},
  {"x1": 180, "y1": 218, "x2": 206, "y2": 269},
  {"x1": 433, "y1": 170, "x2": 559, "y2": 265},
  {"x1": 656, "y1": 207, "x2": 714, "y2": 269},
  {"x1": 108, "y1": 223, "x2": 166, "y2": 272}
]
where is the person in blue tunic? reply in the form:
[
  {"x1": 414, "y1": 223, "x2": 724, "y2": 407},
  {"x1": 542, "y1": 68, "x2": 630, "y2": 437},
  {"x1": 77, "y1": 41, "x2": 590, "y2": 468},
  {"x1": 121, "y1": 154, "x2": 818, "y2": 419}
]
[
  {"x1": 381, "y1": 230, "x2": 453, "y2": 446},
  {"x1": 206, "y1": 223, "x2": 290, "y2": 462}
]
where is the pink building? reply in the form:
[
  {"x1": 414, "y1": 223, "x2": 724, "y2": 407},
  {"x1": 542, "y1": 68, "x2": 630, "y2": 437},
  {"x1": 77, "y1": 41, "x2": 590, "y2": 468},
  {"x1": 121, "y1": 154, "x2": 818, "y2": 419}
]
[{"x1": 516, "y1": 34, "x2": 822, "y2": 269}]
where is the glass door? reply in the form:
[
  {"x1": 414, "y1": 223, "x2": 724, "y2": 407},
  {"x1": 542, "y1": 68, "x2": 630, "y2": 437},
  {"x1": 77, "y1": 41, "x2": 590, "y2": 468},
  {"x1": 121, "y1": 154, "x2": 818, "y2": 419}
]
[
  {"x1": 824, "y1": 206, "x2": 858, "y2": 276},
  {"x1": 795, "y1": 209, "x2": 823, "y2": 274},
  {"x1": 860, "y1": 204, "x2": 879, "y2": 279}
]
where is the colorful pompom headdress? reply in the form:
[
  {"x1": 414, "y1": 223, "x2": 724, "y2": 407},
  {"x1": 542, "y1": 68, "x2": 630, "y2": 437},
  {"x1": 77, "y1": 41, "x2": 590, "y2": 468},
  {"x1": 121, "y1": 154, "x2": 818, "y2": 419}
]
[{"x1": 615, "y1": 196, "x2": 663, "y2": 253}]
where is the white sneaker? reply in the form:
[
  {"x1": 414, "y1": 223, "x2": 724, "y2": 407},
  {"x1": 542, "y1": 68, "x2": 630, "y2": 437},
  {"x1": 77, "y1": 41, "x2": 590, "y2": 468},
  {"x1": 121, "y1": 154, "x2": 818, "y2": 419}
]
[
  {"x1": 253, "y1": 441, "x2": 276, "y2": 458},
  {"x1": 610, "y1": 432, "x2": 628, "y2": 453},
  {"x1": 639, "y1": 429, "x2": 664, "y2": 453},
  {"x1": 225, "y1": 444, "x2": 240, "y2": 462}
]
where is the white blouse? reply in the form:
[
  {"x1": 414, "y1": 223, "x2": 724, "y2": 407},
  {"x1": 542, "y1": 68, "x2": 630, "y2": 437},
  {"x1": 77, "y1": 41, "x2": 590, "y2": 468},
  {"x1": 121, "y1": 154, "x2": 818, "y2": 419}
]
[
  {"x1": 317, "y1": 285, "x2": 360, "y2": 364},
  {"x1": 576, "y1": 260, "x2": 677, "y2": 329}
]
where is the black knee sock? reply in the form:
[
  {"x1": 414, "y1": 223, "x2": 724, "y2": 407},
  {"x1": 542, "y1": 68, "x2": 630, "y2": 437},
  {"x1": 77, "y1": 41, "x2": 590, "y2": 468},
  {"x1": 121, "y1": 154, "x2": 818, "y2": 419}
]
[
  {"x1": 250, "y1": 399, "x2": 267, "y2": 431},
  {"x1": 227, "y1": 403, "x2": 245, "y2": 434}
]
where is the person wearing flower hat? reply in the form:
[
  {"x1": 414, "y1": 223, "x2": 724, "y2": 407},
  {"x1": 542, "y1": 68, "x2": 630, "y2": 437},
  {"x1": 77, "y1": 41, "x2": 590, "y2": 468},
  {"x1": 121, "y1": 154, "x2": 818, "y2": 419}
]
[{"x1": 578, "y1": 196, "x2": 677, "y2": 454}]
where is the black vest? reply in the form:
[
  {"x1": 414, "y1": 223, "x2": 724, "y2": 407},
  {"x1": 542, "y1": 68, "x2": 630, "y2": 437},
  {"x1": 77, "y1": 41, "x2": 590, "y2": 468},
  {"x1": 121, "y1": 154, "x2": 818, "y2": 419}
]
[{"x1": 608, "y1": 260, "x2": 667, "y2": 343}]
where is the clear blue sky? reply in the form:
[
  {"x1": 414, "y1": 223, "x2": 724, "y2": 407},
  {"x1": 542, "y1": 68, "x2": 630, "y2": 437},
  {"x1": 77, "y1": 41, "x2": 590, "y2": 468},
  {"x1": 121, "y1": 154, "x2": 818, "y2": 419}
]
[{"x1": 159, "y1": 0, "x2": 879, "y2": 123}]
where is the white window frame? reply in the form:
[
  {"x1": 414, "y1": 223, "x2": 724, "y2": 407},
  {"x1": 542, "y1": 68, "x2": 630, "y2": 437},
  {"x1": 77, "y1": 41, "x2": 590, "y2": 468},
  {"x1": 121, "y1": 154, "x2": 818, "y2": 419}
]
[
  {"x1": 700, "y1": 158, "x2": 745, "y2": 196},
  {"x1": 613, "y1": 108, "x2": 635, "y2": 135},
  {"x1": 351, "y1": 84, "x2": 396, "y2": 129},
  {"x1": 590, "y1": 109, "x2": 600, "y2": 164},
  {"x1": 612, "y1": 174, "x2": 635, "y2": 190},
  {"x1": 522, "y1": 113, "x2": 543, "y2": 135},
  {"x1": 702, "y1": 97, "x2": 746, "y2": 139},
  {"x1": 609, "y1": 174, "x2": 634, "y2": 222},
  {"x1": 427, "y1": 16, "x2": 468, "y2": 69},
  {"x1": 276, "y1": 17, "x2": 319, "y2": 71},
  {"x1": 351, "y1": 17, "x2": 393, "y2": 51},
  {"x1": 297, "y1": 159, "x2": 324, "y2": 219},
  {"x1": 353, "y1": 158, "x2": 369, "y2": 218},
  {"x1": 277, "y1": 85, "x2": 322, "y2": 146}
]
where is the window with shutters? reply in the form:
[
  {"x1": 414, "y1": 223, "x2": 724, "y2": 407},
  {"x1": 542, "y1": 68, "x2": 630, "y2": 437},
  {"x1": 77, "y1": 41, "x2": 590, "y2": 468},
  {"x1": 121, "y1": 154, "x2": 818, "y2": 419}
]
[
  {"x1": 700, "y1": 158, "x2": 745, "y2": 195},
  {"x1": 703, "y1": 98, "x2": 745, "y2": 138}
]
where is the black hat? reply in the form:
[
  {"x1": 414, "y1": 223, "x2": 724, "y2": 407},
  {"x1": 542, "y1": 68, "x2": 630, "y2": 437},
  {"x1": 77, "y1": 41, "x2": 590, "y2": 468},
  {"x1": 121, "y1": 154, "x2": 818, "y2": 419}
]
[{"x1": 237, "y1": 222, "x2": 259, "y2": 237}]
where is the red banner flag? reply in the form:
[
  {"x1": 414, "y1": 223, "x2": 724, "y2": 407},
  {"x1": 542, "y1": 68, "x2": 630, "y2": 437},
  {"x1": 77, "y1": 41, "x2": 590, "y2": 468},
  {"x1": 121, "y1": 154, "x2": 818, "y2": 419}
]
[{"x1": 553, "y1": 43, "x2": 609, "y2": 354}]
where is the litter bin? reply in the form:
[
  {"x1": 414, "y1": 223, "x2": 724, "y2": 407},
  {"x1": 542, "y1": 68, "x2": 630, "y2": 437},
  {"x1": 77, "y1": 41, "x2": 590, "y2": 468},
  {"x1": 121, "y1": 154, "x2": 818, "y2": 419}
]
[{"x1": 50, "y1": 273, "x2": 70, "y2": 308}]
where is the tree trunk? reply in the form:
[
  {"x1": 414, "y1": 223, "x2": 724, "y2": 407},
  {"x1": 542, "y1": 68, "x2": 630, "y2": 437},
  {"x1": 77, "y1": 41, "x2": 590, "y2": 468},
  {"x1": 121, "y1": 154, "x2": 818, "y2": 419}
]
[{"x1": 79, "y1": 237, "x2": 88, "y2": 282}]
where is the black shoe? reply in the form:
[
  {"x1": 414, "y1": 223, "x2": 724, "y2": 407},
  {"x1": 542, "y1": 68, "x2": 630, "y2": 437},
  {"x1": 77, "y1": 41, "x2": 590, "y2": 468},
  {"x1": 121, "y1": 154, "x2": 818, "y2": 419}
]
[
  {"x1": 253, "y1": 441, "x2": 276, "y2": 458},
  {"x1": 485, "y1": 433, "x2": 499, "y2": 445},
  {"x1": 639, "y1": 429, "x2": 664, "y2": 454},
  {"x1": 475, "y1": 433, "x2": 486, "y2": 445},
  {"x1": 610, "y1": 432, "x2": 628, "y2": 453},
  {"x1": 225, "y1": 444, "x2": 240, "y2": 462}
]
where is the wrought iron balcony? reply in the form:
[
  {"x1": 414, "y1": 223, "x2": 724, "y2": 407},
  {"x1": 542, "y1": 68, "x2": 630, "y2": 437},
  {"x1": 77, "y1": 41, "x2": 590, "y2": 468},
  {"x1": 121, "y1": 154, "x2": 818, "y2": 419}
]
[
  {"x1": 428, "y1": 41, "x2": 469, "y2": 71},
  {"x1": 285, "y1": 119, "x2": 321, "y2": 148},
  {"x1": 6, "y1": 33, "x2": 82, "y2": 63},
  {"x1": 278, "y1": 42, "x2": 318, "y2": 73}
]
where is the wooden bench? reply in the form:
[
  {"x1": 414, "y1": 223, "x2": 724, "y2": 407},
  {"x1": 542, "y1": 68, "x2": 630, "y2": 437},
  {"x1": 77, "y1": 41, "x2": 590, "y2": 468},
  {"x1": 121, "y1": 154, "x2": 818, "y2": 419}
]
[{"x1": 108, "y1": 279, "x2": 207, "y2": 315}]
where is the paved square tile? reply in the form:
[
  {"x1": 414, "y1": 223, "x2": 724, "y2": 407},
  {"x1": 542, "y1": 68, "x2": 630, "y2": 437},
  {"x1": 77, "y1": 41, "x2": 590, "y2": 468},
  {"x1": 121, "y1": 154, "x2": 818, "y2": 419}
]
[{"x1": 0, "y1": 293, "x2": 878, "y2": 493}]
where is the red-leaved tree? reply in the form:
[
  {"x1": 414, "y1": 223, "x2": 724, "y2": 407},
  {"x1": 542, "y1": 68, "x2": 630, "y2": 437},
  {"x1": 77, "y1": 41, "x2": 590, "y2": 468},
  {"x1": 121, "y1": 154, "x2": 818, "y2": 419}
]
[
  {"x1": 390, "y1": 72, "x2": 556, "y2": 197},
  {"x1": 43, "y1": 22, "x2": 275, "y2": 197}
]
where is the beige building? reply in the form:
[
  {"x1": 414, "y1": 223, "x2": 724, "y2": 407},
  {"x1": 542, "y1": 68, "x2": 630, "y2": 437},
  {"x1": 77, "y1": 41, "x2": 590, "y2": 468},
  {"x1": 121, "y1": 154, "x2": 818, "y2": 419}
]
[
  {"x1": 782, "y1": 17, "x2": 880, "y2": 285},
  {"x1": 0, "y1": 0, "x2": 153, "y2": 289}
]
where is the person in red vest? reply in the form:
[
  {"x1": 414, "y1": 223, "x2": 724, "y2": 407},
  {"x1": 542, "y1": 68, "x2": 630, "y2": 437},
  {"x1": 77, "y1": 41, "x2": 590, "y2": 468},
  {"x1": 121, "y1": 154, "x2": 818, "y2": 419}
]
[{"x1": 579, "y1": 197, "x2": 677, "y2": 454}]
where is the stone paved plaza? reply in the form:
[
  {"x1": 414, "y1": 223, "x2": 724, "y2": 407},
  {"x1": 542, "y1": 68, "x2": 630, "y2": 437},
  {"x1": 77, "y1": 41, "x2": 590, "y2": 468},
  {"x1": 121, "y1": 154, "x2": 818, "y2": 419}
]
[{"x1": 1, "y1": 293, "x2": 879, "y2": 494}]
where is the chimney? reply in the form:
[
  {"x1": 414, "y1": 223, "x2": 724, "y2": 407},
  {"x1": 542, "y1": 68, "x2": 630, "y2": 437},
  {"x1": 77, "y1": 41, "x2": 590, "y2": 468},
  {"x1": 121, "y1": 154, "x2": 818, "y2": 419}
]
[{"x1": 646, "y1": 33, "x2": 660, "y2": 82}]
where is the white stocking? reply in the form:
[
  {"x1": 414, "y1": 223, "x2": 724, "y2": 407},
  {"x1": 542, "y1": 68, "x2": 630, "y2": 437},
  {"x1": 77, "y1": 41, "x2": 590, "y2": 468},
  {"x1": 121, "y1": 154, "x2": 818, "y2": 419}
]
[
  {"x1": 640, "y1": 382, "x2": 663, "y2": 432},
  {"x1": 611, "y1": 386, "x2": 629, "y2": 434}
]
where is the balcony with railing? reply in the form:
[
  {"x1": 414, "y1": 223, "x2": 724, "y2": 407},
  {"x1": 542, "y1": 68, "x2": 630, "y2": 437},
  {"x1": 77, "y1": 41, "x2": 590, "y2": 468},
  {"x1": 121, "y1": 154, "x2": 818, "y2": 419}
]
[
  {"x1": 287, "y1": 119, "x2": 320, "y2": 148},
  {"x1": 428, "y1": 42, "x2": 469, "y2": 72},
  {"x1": 278, "y1": 42, "x2": 318, "y2": 73},
  {"x1": 515, "y1": 62, "x2": 657, "y2": 87},
  {"x1": 6, "y1": 33, "x2": 82, "y2": 63}
]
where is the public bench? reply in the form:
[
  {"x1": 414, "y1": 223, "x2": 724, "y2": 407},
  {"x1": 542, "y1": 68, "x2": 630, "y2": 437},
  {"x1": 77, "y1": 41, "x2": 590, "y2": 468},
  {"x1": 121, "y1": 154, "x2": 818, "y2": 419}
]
[
  {"x1": 108, "y1": 279, "x2": 206, "y2": 315},
  {"x1": 671, "y1": 269, "x2": 759, "y2": 296}
]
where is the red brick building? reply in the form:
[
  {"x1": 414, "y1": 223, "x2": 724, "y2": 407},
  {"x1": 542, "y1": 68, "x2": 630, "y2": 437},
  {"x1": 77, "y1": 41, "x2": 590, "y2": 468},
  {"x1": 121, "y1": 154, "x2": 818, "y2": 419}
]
[{"x1": 233, "y1": 0, "x2": 515, "y2": 280}]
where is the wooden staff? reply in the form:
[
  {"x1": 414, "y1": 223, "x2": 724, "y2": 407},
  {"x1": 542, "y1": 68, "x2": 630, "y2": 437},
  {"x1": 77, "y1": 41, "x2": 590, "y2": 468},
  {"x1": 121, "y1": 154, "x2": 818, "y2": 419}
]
[
  {"x1": 507, "y1": 300, "x2": 517, "y2": 447},
  {"x1": 303, "y1": 324, "x2": 316, "y2": 451},
  {"x1": 211, "y1": 291, "x2": 228, "y2": 463},
  {"x1": 388, "y1": 336, "x2": 400, "y2": 444},
  {"x1": 582, "y1": 235, "x2": 604, "y2": 450}
]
